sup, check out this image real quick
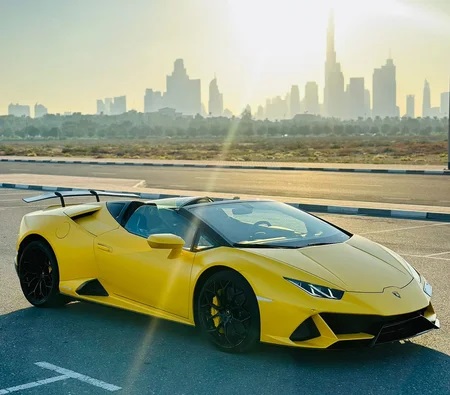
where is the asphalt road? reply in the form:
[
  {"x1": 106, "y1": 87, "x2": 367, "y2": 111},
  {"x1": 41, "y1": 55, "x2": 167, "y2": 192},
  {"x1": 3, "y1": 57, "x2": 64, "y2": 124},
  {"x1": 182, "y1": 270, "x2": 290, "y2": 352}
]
[
  {"x1": 0, "y1": 189, "x2": 449, "y2": 395},
  {"x1": 1, "y1": 162, "x2": 450, "y2": 207}
]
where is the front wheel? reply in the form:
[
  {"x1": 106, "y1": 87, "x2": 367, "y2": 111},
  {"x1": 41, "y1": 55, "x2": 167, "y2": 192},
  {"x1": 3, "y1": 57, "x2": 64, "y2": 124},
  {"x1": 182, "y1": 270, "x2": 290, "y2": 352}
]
[
  {"x1": 197, "y1": 271, "x2": 260, "y2": 353},
  {"x1": 18, "y1": 240, "x2": 68, "y2": 307}
]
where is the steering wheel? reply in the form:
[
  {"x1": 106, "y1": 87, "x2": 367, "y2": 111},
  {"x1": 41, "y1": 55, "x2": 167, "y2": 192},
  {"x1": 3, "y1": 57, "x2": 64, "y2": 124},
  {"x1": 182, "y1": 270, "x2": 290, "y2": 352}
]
[{"x1": 253, "y1": 220, "x2": 271, "y2": 227}]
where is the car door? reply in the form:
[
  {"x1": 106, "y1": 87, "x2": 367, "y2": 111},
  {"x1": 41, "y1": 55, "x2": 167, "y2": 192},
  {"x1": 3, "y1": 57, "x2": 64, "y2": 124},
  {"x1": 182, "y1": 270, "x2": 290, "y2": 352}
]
[{"x1": 94, "y1": 207, "x2": 196, "y2": 319}]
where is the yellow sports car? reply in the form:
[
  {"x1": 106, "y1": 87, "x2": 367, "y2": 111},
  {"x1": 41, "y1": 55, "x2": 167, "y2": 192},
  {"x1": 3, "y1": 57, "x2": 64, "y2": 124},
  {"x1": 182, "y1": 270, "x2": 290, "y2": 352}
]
[{"x1": 16, "y1": 190, "x2": 439, "y2": 352}]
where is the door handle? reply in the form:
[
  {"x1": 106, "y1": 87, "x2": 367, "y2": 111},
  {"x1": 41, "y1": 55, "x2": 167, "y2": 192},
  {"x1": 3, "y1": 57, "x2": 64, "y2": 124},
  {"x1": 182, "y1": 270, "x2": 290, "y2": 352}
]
[{"x1": 96, "y1": 243, "x2": 112, "y2": 252}]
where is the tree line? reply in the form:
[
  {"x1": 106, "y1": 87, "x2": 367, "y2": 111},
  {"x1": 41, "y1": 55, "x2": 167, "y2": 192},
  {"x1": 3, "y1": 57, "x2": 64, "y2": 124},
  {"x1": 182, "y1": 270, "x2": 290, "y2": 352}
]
[{"x1": 0, "y1": 110, "x2": 447, "y2": 140}]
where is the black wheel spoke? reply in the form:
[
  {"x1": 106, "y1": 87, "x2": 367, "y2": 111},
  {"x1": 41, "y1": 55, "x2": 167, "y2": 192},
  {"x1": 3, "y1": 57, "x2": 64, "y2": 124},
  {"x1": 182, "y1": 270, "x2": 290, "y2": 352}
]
[
  {"x1": 19, "y1": 243, "x2": 62, "y2": 306},
  {"x1": 198, "y1": 275, "x2": 258, "y2": 351}
]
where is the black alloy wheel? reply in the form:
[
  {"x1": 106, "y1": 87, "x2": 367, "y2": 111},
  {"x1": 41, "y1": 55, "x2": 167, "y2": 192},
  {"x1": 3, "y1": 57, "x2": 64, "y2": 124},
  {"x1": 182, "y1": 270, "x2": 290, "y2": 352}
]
[
  {"x1": 18, "y1": 241, "x2": 68, "y2": 307},
  {"x1": 197, "y1": 270, "x2": 260, "y2": 353}
]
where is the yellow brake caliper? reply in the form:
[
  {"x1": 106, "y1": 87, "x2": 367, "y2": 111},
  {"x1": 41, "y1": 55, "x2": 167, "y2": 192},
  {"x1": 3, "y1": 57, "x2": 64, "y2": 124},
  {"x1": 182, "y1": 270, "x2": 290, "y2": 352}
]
[{"x1": 211, "y1": 292, "x2": 224, "y2": 333}]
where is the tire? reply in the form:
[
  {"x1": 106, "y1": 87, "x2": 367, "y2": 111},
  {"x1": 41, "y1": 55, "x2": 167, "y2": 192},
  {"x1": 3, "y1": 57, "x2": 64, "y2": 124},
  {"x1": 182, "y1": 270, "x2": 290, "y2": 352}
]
[
  {"x1": 18, "y1": 240, "x2": 68, "y2": 307},
  {"x1": 197, "y1": 270, "x2": 260, "y2": 353}
]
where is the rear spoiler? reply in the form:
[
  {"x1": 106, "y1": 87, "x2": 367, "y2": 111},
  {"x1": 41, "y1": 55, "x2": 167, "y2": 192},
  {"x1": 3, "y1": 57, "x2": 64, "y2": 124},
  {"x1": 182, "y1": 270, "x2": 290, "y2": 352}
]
[{"x1": 23, "y1": 190, "x2": 141, "y2": 207}]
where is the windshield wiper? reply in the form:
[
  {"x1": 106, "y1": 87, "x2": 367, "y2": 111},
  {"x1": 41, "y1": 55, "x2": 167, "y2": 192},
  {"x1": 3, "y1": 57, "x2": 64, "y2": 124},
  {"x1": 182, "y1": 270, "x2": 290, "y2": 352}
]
[
  {"x1": 300, "y1": 242, "x2": 336, "y2": 248},
  {"x1": 233, "y1": 243, "x2": 298, "y2": 249}
]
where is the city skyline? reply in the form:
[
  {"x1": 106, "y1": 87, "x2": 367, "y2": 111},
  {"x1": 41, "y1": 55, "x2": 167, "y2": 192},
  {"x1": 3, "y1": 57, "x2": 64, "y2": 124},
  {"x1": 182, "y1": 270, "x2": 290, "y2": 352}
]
[{"x1": 0, "y1": 0, "x2": 449, "y2": 116}]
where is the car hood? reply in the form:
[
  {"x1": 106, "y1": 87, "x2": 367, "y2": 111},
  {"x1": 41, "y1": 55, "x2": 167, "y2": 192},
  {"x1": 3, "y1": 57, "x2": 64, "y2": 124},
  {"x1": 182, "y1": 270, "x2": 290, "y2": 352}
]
[{"x1": 244, "y1": 235, "x2": 412, "y2": 292}]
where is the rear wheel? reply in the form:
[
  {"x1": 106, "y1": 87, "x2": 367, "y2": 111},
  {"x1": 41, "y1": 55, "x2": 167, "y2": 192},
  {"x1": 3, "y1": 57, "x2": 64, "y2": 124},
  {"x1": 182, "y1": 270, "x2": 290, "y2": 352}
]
[
  {"x1": 197, "y1": 271, "x2": 260, "y2": 353},
  {"x1": 18, "y1": 241, "x2": 68, "y2": 307}
]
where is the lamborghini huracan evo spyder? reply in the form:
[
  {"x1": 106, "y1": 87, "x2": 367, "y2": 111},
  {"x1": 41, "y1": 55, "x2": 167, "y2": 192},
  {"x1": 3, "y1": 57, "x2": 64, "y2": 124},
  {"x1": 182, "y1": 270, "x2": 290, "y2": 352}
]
[{"x1": 15, "y1": 190, "x2": 439, "y2": 352}]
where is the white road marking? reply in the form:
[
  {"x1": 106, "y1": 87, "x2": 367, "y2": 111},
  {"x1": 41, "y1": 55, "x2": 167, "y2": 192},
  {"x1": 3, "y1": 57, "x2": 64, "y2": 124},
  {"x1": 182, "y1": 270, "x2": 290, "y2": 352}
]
[
  {"x1": 35, "y1": 361, "x2": 122, "y2": 392},
  {"x1": 342, "y1": 183, "x2": 381, "y2": 187},
  {"x1": 360, "y1": 222, "x2": 450, "y2": 235},
  {"x1": 0, "y1": 375, "x2": 70, "y2": 394},
  {"x1": 0, "y1": 362, "x2": 122, "y2": 393},
  {"x1": 92, "y1": 172, "x2": 114, "y2": 176},
  {"x1": 195, "y1": 176, "x2": 226, "y2": 180},
  {"x1": 400, "y1": 253, "x2": 450, "y2": 262},
  {"x1": 424, "y1": 251, "x2": 450, "y2": 257},
  {"x1": 133, "y1": 180, "x2": 146, "y2": 188}
]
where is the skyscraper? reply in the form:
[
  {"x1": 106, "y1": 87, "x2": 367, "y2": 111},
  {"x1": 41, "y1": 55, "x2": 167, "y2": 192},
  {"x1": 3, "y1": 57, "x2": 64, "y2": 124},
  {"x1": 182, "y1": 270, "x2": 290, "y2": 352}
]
[
  {"x1": 8, "y1": 103, "x2": 30, "y2": 117},
  {"x1": 111, "y1": 96, "x2": 127, "y2": 115},
  {"x1": 166, "y1": 59, "x2": 201, "y2": 115},
  {"x1": 144, "y1": 89, "x2": 164, "y2": 113},
  {"x1": 422, "y1": 80, "x2": 431, "y2": 117},
  {"x1": 372, "y1": 59, "x2": 397, "y2": 118},
  {"x1": 97, "y1": 99, "x2": 106, "y2": 115},
  {"x1": 289, "y1": 85, "x2": 300, "y2": 117},
  {"x1": 104, "y1": 98, "x2": 113, "y2": 115},
  {"x1": 34, "y1": 103, "x2": 48, "y2": 118},
  {"x1": 406, "y1": 95, "x2": 415, "y2": 118},
  {"x1": 440, "y1": 91, "x2": 449, "y2": 117},
  {"x1": 324, "y1": 11, "x2": 345, "y2": 118},
  {"x1": 304, "y1": 82, "x2": 319, "y2": 115},
  {"x1": 364, "y1": 89, "x2": 371, "y2": 118},
  {"x1": 346, "y1": 78, "x2": 365, "y2": 119},
  {"x1": 208, "y1": 77, "x2": 223, "y2": 116}
]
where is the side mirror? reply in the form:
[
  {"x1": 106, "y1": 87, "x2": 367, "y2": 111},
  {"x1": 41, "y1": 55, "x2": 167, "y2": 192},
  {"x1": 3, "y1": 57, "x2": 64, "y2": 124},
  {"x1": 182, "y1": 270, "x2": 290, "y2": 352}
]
[{"x1": 147, "y1": 233, "x2": 185, "y2": 258}]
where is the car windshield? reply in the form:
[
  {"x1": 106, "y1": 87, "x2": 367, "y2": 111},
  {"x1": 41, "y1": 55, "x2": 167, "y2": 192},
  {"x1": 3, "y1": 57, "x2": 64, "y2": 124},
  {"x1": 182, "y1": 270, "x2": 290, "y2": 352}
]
[{"x1": 188, "y1": 201, "x2": 350, "y2": 248}]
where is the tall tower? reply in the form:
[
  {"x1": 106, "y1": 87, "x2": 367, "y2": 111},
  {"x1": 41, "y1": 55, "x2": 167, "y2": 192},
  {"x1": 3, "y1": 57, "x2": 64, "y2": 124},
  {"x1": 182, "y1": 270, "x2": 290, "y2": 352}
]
[
  {"x1": 346, "y1": 78, "x2": 365, "y2": 119},
  {"x1": 441, "y1": 91, "x2": 450, "y2": 117},
  {"x1": 289, "y1": 85, "x2": 301, "y2": 117},
  {"x1": 406, "y1": 95, "x2": 415, "y2": 118},
  {"x1": 422, "y1": 80, "x2": 431, "y2": 117},
  {"x1": 372, "y1": 59, "x2": 397, "y2": 118},
  {"x1": 304, "y1": 81, "x2": 320, "y2": 115},
  {"x1": 324, "y1": 11, "x2": 345, "y2": 118},
  {"x1": 208, "y1": 76, "x2": 223, "y2": 116},
  {"x1": 166, "y1": 59, "x2": 201, "y2": 115}
]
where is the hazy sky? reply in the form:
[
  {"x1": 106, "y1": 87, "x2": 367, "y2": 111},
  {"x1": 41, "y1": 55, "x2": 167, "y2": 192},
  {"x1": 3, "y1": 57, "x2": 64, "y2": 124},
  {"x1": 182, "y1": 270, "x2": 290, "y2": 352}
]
[{"x1": 0, "y1": 0, "x2": 449, "y2": 116}]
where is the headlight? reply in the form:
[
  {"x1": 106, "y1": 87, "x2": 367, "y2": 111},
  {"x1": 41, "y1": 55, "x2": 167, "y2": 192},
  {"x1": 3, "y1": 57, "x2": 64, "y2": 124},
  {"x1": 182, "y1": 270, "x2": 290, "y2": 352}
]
[
  {"x1": 284, "y1": 278, "x2": 344, "y2": 300},
  {"x1": 423, "y1": 282, "x2": 432, "y2": 297}
]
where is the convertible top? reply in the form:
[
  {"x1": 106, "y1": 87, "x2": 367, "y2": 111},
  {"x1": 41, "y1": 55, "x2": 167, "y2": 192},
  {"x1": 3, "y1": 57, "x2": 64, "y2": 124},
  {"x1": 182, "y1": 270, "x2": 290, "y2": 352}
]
[{"x1": 23, "y1": 190, "x2": 141, "y2": 207}]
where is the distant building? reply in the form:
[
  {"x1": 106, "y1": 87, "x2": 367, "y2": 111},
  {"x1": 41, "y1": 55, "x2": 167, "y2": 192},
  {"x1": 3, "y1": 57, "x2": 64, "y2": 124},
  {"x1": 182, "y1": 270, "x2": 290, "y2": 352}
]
[
  {"x1": 372, "y1": 58, "x2": 397, "y2": 118},
  {"x1": 265, "y1": 96, "x2": 288, "y2": 120},
  {"x1": 104, "y1": 98, "x2": 113, "y2": 115},
  {"x1": 208, "y1": 77, "x2": 223, "y2": 116},
  {"x1": 289, "y1": 85, "x2": 301, "y2": 117},
  {"x1": 97, "y1": 96, "x2": 126, "y2": 115},
  {"x1": 422, "y1": 80, "x2": 431, "y2": 117},
  {"x1": 429, "y1": 107, "x2": 441, "y2": 117},
  {"x1": 303, "y1": 82, "x2": 320, "y2": 115},
  {"x1": 111, "y1": 96, "x2": 126, "y2": 115},
  {"x1": 34, "y1": 103, "x2": 48, "y2": 118},
  {"x1": 255, "y1": 105, "x2": 264, "y2": 120},
  {"x1": 346, "y1": 77, "x2": 365, "y2": 119},
  {"x1": 406, "y1": 95, "x2": 415, "y2": 118},
  {"x1": 324, "y1": 11, "x2": 345, "y2": 118},
  {"x1": 144, "y1": 89, "x2": 164, "y2": 113},
  {"x1": 222, "y1": 109, "x2": 233, "y2": 118},
  {"x1": 440, "y1": 91, "x2": 449, "y2": 117},
  {"x1": 8, "y1": 103, "x2": 30, "y2": 117},
  {"x1": 96, "y1": 99, "x2": 106, "y2": 115},
  {"x1": 364, "y1": 89, "x2": 371, "y2": 118},
  {"x1": 165, "y1": 59, "x2": 201, "y2": 115}
]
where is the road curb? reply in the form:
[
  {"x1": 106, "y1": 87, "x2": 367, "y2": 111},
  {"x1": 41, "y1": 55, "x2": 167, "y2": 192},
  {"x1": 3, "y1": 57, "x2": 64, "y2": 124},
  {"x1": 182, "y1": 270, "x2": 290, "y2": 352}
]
[
  {"x1": 1, "y1": 158, "x2": 449, "y2": 176},
  {"x1": 2, "y1": 182, "x2": 449, "y2": 222}
]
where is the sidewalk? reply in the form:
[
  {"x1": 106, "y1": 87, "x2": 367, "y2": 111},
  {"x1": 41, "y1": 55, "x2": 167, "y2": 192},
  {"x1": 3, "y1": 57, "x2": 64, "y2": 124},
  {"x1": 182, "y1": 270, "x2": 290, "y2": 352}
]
[
  {"x1": 1, "y1": 155, "x2": 449, "y2": 175},
  {"x1": 2, "y1": 174, "x2": 449, "y2": 222}
]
